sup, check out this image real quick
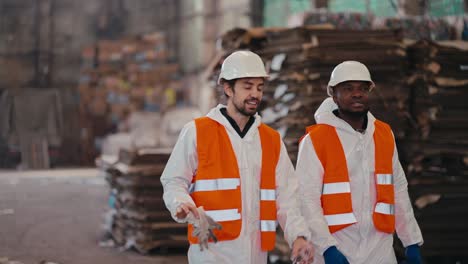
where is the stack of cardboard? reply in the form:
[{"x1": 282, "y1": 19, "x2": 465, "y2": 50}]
[
  {"x1": 409, "y1": 41, "x2": 467, "y2": 131},
  {"x1": 302, "y1": 12, "x2": 457, "y2": 40},
  {"x1": 97, "y1": 148, "x2": 187, "y2": 254},
  {"x1": 404, "y1": 40, "x2": 468, "y2": 258},
  {"x1": 215, "y1": 27, "x2": 408, "y2": 161},
  {"x1": 78, "y1": 32, "x2": 181, "y2": 164},
  {"x1": 373, "y1": 17, "x2": 456, "y2": 41},
  {"x1": 405, "y1": 40, "x2": 468, "y2": 177},
  {"x1": 303, "y1": 11, "x2": 372, "y2": 30}
]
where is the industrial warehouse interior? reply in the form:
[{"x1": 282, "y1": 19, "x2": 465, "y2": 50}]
[{"x1": 0, "y1": 0, "x2": 467, "y2": 264}]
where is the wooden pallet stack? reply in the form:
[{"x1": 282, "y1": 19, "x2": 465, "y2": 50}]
[{"x1": 97, "y1": 149, "x2": 188, "y2": 254}]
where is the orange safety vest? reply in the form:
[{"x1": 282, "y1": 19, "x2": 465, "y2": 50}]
[
  {"x1": 189, "y1": 117, "x2": 280, "y2": 251},
  {"x1": 306, "y1": 120, "x2": 395, "y2": 234}
]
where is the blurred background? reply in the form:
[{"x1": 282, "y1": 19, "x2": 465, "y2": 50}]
[{"x1": 0, "y1": 0, "x2": 467, "y2": 263}]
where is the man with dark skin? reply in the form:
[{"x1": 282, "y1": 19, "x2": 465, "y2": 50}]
[
  {"x1": 331, "y1": 80, "x2": 371, "y2": 132},
  {"x1": 295, "y1": 61, "x2": 423, "y2": 264}
]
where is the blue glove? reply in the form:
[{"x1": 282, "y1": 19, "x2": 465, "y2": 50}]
[
  {"x1": 405, "y1": 244, "x2": 422, "y2": 264},
  {"x1": 323, "y1": 246, "x2": 349, "y2": 264}
]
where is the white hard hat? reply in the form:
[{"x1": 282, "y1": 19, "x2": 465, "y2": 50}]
[
  {"x1": 217, "y1": 50, "x2": 269, "y2": 84},
  {"x1": 327, "y1": 61, "x2": 375, "y2": 96}
]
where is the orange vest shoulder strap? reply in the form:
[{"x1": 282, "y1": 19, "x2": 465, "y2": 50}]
[
  {"x1": 194, "y1": 117, "x2": 217, "y2": 147},
  {"x1": 258, "y1": 123, "x2": 280, "y2": 190},
  {"x1": 258, "y1": 123, "x2": 281, "y2": 168},
  {"x1": 373, "y1": 120, "x2": 394, "y2": 173},
  {"x1": 307, "y1": 124, "x2": 344, "y2": 176},
  {"x1": 194, "y1": 116, "x2": 216, "y2": 133},
  {"x1": 299, "y1": 124, "x2": 316, "y2": 143}
]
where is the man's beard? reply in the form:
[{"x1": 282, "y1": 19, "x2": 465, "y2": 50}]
[
  {"x1": 234, "y1": 99, "x2": 258, "y2": 117},
  {"x1": 339, "y1": 107, "x2": 369, "y2": 119}
]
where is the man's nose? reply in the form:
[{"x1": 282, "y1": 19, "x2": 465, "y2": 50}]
[
  {"x1": 351, "y1": 88, "x2": 364, "y2": 98},
  {"x1": 250, "y1": 88, "x2": 262, "y2": 98}
]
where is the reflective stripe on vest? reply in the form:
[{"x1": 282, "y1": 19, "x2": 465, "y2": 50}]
[
  {"x1": 260, "y1": 220, "x2": 277, "y2": 232},
  {"x1": 189, "y1": 117, "x2": 280, "y2": 251},
  {"x1": 189, "y1": 178, "x2": 240, "y2": 193},
  {"x1": 322, "y1": 182, "x2": 351, "y2": 195},
  {"x1": 260, "y1": 189, "x2": 276, "y2": 201},
  {"x1": 375, "y1": 203, "x2": 395, "y2": 215},
  {"x1": 325, "y1": 213, "x2": 357, "y2": 226},
  {"x1": 307, "y1": 120, "x2": 395, "y2": 234},
  {"x1": 205, "y1": 209, "x2": 241, "y2": 222},
  {"x1": 376, "y1": 174, "x2": 393, "y2": 185}
]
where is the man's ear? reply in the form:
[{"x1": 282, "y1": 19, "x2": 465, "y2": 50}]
[
  {"x1": 223, "y1": 82, "x2": 233, "y2": 97},
  {"x1": 330, "y1": 87, "x2": 338, "y2": 103}
]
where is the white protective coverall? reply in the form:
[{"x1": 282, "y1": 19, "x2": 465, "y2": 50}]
[
  {"x1": 296, "y1": 98, "x2": 423, "y2": 264},
  {"x1": 161, "y1": 104, "x2": 309, "y2": 264}
]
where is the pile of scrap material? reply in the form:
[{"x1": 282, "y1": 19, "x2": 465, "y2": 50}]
[
  {"x1": 373, "y1": 17, "x2": 455, "y2": 41},
  {"x1": 215, "y1": 26, "x2": 408, "y2": 161},
  {"x1": 78, "y1": 32, "x2": 182, "y2": 164},
  {"x1": 405, "y1": 40, "x2": 468, "y2": 259},
  {"x1": 302, "y1": 11, "x2": 373, "y2": 30},
  {"x1": 302, "y1": 12, "x2": 457, "y2": 40},
  {"x1": 405, "y1": 40, "x2": 468, "y2": 173},
  {"x1": 97, "y1": 148, "x2": 188, "y2": 254}
]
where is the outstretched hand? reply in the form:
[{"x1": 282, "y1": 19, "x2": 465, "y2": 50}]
[
  {"x1": 291, "y1": 237, "x2": 314, "y2": 264},
  {"x1": 187, "y1": 206, "x2": 222, "y2": 251},
  {"x1": 175, "y1": 202, "x2": 199, "y2": 220}
]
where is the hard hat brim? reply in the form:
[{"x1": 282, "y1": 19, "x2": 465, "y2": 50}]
[
  {"x1": 217, "y1": 73, "x2": 269, "y2": 85},
  {"x1": 327, "y1": 81, "x2": 375, "y2": 96}
]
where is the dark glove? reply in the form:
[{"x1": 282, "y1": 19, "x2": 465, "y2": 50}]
[
  {"x1": 405, "y1": 244, "x2": 422, "y2": 264},
  {"x1": 323, "y1": 246, "x2": 349, "y2": 264}
]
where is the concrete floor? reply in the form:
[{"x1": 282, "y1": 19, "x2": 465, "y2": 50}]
[{"x1": 0, "y1": 169, "x2": 188, "y2": 264}]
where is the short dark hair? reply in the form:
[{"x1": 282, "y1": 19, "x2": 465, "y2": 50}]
[{"x1": 221, "y1": 78, "x2": 238, "y2": 97}]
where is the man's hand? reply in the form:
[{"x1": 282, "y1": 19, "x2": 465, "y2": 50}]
[
  {"x1": 405, "y1": 244, "x2": 422, "y2": 264},
  {"x1": 323, "y1": 246, "x2": 349, "y2": 264},
  {"x1": 175, "y1": 202, "x2": 199, "y2": 220},
  {"x1": 190, "y1": 206, "x2": 222, "y2": 251},
  {"x1": 291, "y1": 237, "x2": 314, "y2": 264}
]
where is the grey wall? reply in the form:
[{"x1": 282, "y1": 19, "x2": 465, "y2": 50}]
[
  {"x1": 0, "y1": 0, "x2": 180, "y2": 90},
  {"x1": 178, "y1": 0, "x2": 251, "y2": 73}
]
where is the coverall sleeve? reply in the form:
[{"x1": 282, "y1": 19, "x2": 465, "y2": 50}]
[
  {"x1": 296, "y1": 135, "x2": 338, "y2": 255},
  {"x1": 276, "y1": 140, "x2": 311, "y2": 247},
  {"x1": 160, "y1": 121, "x2": 198, "y2": 223},
  {"x1": 392, "y1": 137, "x2": 424, "y2": 247}
]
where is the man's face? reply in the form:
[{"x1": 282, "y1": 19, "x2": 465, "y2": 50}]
[
  {"x1": 225, "y1": 77, "x2": 264, "y2": 116},
  {"x1": 332, "y1": 81, "x2": 371, "y2": 117}
]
